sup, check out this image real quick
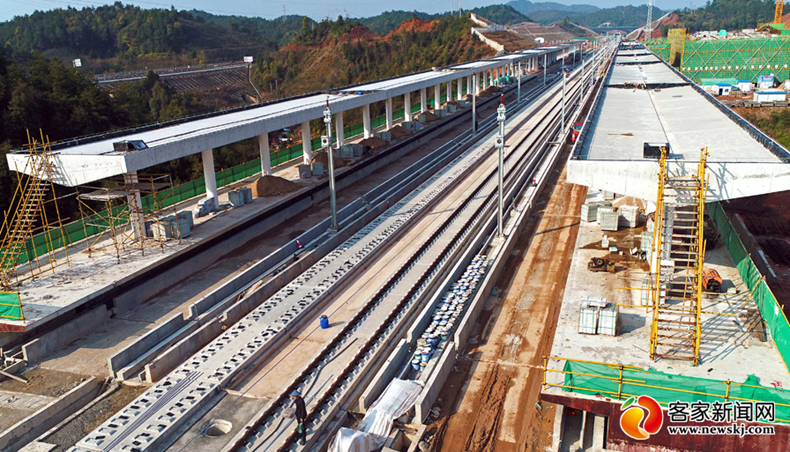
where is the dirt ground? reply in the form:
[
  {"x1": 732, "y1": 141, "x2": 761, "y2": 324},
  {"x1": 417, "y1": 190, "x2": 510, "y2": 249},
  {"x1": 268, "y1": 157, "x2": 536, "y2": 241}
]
[
  {"x1": 0, "y1": 366, "x2": 88, "y2": 397},
  {"x1": 427, "y1": 152, "x2": 588, "y2": 452}
]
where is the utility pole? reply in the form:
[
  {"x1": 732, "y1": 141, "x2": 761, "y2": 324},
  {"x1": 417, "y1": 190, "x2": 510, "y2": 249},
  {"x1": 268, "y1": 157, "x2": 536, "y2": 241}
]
[
  {"x1": 323, "y1": 100, "x2": 337, "y2": 232},
  {"x1": 496, "y1": 96, "x2": 506, "y2": 238},
  {"x1": 581, "y1": 48, "x2": 585, "y2": 102},
  {"x1": 517, "y1": 60, "x2": 522, "y2": 104},
  {"x1": 561, "y1": 67, "x2": 567, "y2": 134},
  {"x1": 472, "y1": 73, "x2": 477, "y2": 135}
]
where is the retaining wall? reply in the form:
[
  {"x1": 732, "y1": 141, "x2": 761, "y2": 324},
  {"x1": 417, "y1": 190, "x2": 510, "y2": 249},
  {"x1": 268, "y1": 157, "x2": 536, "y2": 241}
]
[
  {"x1": 0, "y1": 378, "x2": 100, "y2": 452},
  {"x1": 22, "y1": 306, "x2": 110, "y2": 364}
]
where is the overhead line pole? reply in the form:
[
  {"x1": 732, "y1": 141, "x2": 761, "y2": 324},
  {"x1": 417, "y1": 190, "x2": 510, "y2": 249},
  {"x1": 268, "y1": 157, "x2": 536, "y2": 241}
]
[
  {"x1": 496, "y1": 96, "x2": 506, "y2": 238},
  {"x1": 323, "y1": 100, "x2": 337, "y2": 232}
]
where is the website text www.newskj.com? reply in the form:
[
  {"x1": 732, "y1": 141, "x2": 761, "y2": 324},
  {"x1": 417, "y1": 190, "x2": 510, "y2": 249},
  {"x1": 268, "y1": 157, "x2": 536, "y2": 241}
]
[{"x1": 667, "y1": 423, "x2": 775, "y2": 437}]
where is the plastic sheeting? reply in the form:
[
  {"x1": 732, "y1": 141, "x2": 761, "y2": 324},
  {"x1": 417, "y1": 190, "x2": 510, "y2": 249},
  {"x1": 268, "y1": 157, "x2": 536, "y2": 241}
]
[{"x1": 329, "y1": 379, "x2": 423, "y2": 452}]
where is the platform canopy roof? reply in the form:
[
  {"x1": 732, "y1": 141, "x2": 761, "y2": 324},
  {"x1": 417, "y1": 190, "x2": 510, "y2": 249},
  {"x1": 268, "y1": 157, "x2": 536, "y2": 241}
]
[
  {"x1": 7, "y1": 43, "x2": 580, "y2": 187},
  {"x1": 567, "y1": 44, "x2": 790, "y2": 202}
]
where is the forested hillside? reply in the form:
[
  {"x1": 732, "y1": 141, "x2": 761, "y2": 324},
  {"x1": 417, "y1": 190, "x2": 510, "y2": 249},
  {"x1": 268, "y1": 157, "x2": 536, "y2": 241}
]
[
  {"x1": 253, "y1": 15, "x2": 493, "y2": 98},
  {"x1": 674, "y1": 0, "x2": 776, "y2": 32},
  {"x1": 0, "y1": 6, "x2": 496, "y2": 220},
  {"x1": 0, "y1": 3, "x2": 279, "y2": 72}
]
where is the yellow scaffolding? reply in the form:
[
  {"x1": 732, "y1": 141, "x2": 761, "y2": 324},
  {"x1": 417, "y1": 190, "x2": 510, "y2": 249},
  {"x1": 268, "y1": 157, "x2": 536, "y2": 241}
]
[
  {"x1": 0, "y1": 131, "x2": 71, "y2": 291},
  {"x1": 649, "y1": 147, "x2": 709, "y2": 365}
]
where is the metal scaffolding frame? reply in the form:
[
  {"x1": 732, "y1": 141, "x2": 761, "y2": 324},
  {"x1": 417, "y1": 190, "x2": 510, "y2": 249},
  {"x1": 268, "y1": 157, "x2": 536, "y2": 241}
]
[
  {"x1": 77, "y1": 174, "x2": 179, "y2": 262},
  {"x1": 0, "y1": 131, "x2": 72, "y2": 290},
  {"x1": 649, "y1": 147, "x2": 709, "y2": 365}
]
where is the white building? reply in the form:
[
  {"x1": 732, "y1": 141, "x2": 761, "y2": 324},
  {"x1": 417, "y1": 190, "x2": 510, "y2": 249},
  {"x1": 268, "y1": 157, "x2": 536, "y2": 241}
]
[
  {"x1": 737, "y1": 80, "x2": 753, "y2": 93},
  {"x1": 753, "y1": 90, "x2": 787, "y2": 103}
]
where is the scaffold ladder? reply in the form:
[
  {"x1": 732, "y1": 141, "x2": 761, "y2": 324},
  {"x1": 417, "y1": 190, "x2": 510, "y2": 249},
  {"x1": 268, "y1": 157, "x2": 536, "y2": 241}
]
[
  {"x1": 649, "y1": 147, "x2": 709, "y2": 365},
  {"x1": 0, "y1": 131, "x2": 69, "y2": 290}
]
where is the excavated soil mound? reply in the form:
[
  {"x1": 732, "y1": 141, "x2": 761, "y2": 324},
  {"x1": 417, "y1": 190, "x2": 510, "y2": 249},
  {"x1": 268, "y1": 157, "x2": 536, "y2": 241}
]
[
  {"x1": 389, "y1": 125, "x2": 411, "y2": 139},
  {"x1": 313, "y1": 150, "x2": 347, "y2": 169},
  {"x1": 250, "y1": 175, "x2": 300, "y2": 197},
  {"x1": 422, "y1": 111, "x2": 440, "y2": 122},
  {"x1": 359, "y1": 136, "x2": 388, "y2": 149}
]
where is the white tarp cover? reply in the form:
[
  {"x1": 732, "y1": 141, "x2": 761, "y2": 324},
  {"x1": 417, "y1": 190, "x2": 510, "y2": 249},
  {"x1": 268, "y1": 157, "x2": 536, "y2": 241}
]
[{"x1": 329, "y1": 379, "x2": 423, "y2": 452}]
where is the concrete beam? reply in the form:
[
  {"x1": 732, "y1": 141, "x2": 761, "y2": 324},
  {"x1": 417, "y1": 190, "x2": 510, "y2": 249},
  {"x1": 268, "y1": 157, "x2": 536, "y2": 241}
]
[
  {"x1": 363, "y1": 104, "x2": 372, "y2": 138},
  {"x1": 259, "y1": 133, "x2": 271, "y2": 176},
  {"x1": 22, "y1": 305, "x2": 111, "y2": 365},
  {"x1": 201, "y1": 149, "x2": 218, "y2": 210},
  {"x1": 0, "y1": 378, "x2": 101, "y2": 452},
  {"x1": 566, "y1": 160, "x2": 790, "y2": 201},
  {"x1": 301, "y1": 121, "x2": 312, "y2": 164}
]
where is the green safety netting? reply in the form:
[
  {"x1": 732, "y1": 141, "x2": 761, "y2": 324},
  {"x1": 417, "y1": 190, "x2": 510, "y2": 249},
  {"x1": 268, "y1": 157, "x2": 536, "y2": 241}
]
[
  {"x1": 708, "y1": 202, "x2": 790, "y2": 372},
  {"x1": 645, "y1": 37, "x2": 790, "y2": 83},
  {"x1": 562, "y1": 360, "x2": 790, "y2": 422},
  {"x1": 0, "y1": 292, "x2": 23, "y2": 321}
]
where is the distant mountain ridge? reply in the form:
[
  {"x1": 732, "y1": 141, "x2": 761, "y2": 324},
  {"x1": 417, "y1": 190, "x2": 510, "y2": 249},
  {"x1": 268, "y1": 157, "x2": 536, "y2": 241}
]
[
  {"x1": 508, "y1": 0, "x2": 599, "y2": 14},
  {"x1": 508, "y1": 0, "x2": 664, "y2": 28}
]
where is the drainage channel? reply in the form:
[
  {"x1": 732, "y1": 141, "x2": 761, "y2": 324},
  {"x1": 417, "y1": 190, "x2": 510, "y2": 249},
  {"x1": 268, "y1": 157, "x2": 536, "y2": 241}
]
[{"x1": 230, "y1": 69, "x2": 589, "y2": 452}]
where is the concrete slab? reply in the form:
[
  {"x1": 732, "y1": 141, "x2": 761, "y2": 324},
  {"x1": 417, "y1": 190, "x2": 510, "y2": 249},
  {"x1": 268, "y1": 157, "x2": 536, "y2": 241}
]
[
  {"x1": 543, "y1": 197, "x2": 790, "y2": 395},
  {"x1": 607, "y1": 63, "x2": 686, "y2": 86}
]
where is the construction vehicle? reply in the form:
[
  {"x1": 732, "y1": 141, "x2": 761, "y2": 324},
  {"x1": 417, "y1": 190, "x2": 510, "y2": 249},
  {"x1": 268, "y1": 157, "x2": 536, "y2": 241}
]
[
  {"x1": 702, "y1": 268, "x2": 723, "y2": 293},
  {"x1": 588, "y1": 257, "x2": 616, "y2": 273}
]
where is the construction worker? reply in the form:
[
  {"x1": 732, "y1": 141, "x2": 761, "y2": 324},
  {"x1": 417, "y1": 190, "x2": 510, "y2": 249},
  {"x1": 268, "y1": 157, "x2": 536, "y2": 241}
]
[{"x1": 291, "y1": 390, "x2": 307, "y2": 445}]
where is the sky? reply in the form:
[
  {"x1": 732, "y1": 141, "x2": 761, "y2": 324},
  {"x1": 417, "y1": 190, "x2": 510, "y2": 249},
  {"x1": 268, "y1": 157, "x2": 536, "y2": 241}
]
[{"x1": 0, "y1": 0, "x2": 705, "y2": 23}]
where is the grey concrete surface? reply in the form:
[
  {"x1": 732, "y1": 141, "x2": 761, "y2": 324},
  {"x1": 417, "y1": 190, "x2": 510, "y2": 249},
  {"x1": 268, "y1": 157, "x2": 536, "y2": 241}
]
[
  {"x1": 22, "y1": 306, "x2": 110, "y2": 364},
  {"x1": 0, "y1": 378, "x2": 100, "y2": 452}
]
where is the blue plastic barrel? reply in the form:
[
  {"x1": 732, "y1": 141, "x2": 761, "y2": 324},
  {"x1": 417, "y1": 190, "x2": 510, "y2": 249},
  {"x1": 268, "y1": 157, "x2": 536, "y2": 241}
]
[{"x1": 320, "y1": 315, "x2": 329, "y2": 329}]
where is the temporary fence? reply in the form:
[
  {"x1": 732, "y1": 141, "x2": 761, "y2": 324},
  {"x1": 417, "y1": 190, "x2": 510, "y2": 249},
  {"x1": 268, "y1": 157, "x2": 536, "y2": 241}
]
[{"x1": 544, "y1": 357, "x2": 790, "y2": 423}]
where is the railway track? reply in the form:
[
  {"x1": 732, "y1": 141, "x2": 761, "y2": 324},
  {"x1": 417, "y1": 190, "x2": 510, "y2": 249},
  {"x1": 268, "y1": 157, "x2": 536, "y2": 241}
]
[
  {"x1": 65, "y1": 54, "x2": 595, "y2": 452},
  {"x1": 65, "y1": 68, "x2": 565, "y2": 452},
  {"x1": 227, "y1": 60, "x2": 597, "y2": 452}
]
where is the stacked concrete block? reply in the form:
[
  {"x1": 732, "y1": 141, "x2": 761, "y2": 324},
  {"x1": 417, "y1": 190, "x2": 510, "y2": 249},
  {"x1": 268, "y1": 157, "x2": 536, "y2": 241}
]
[{"x1": 375, "y1": 131, "x2": 392, "y2": 142}]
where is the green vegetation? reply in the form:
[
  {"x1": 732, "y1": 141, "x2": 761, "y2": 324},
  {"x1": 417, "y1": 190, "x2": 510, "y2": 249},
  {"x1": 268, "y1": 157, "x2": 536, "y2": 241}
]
[
  {"x1": 674, "y1": 0, "x2": 776, "y2": 32},
  {"x1": 467, "y1": 5, "x2": 531, "y2": 25},
  {"x1": 291, "y1": 15, "x2": 360, "y2": 46},
  {"x1": 742, "y1": 109, "x2": 790, "y2": 150},
  {"x1": 187, "y1": 10, "x2": 304, "y2": 46},
  {"x1": 0, "y1": 3, "x2": 186, "y2": 60}
]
